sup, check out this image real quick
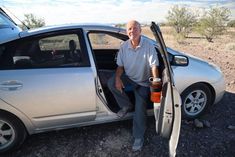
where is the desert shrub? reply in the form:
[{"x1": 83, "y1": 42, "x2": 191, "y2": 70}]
[
  {"x1": 22, "y1": 13, "x2": 45, "y2": 29},
  {"x1": 166, "y1": 5, "x2": 197, "y2": 37},
  {"x1": 196, "y1": 6, "x2": 231, "y2": 42},
  {"x1": 115, "y1": 23, "x2": 126, "y2": 28},
  {"x1": 173, "y1": 31, "x2": 186, "y2": 44}
]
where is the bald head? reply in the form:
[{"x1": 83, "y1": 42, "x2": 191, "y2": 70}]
[
  {"x1": 126, "y1": 20, "x2": 141, "y2": 31},
  {"x1": 126, "y1": 20, "x2": 142, "y2": 44}
]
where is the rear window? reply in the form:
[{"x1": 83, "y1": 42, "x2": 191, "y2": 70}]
[{"x1": 0, "y1": 32, "x2": 90, "y2": 70}]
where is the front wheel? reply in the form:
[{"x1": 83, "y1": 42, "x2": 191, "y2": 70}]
[
  {"x1": 181, "y1": 83, "x2": 213, "y2": 119},
  {"x1": 0, "y1": 112, "x2": 27, "y2": 153}
]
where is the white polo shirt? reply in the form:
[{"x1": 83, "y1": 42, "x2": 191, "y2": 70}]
[{"x1": 117, "y1": 37, "x2": 159, "y2": 87}]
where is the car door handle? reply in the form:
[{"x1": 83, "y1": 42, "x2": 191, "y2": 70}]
[{"x1": 0, "y1": 80, "x2": 23, "y2": 91}]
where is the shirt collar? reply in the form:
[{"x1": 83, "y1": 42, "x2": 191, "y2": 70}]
[{"x1": 128, "y1": 36, "x2": 143, "y2": 50}]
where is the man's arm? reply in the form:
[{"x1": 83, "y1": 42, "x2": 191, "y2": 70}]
[
  {"x1": 115, "y1": 66, "x2": 125, "y2": 93},
  {"x1": 151, "y1": 66, "x2": 159, "y2": 78}
]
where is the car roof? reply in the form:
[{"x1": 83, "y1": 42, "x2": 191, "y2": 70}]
[
  {"x1": 0, "y1": 24, "x2": 127, "y2": 44},
  {"x1": 19, "y1": 24, "x2": 126, "y2": 37}
]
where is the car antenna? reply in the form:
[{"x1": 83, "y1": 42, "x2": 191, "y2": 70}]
[{"x1": 2, "y1": 6, "x2": 30, "y2": 30}]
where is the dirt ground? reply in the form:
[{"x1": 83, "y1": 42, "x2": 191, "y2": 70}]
[{"x1": 2, "y1": 27, "x2": 235, "y2": 157}]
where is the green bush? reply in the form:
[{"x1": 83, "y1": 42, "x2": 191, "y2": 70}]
[
  {"x1": 23, "y1": 13, "x2": 45, "y2": 29},
  {"x1": 166, "y1": 5, "x2": 197, "y2": 37},
  {"x1": 196, "y1": 6, "x2": 231, "y2": 42}
]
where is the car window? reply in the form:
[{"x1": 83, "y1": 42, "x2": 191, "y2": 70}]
[
  {"x1": 88, "y1": 33, "x2": 123, "y2": 49},
  {"x1": 0, "y1": 14, "x2": 9, "y2": 26},
  {"x1": 0, "y1": 33, "x2": 90, "y2": 70},
  {"x1": 39, "y1": 34, "x2": 81, "y2": 51},
  {"x1": 0, "y1": 13, "x2": 14, "y2": 27}
]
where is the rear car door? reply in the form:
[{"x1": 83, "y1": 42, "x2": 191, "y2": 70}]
[
  {"x1": 0, "y1": 29, "x2": 96, "y2": 130},
  {"x1": 150, "y1": 22, "x2": 181, "y2": 157}
]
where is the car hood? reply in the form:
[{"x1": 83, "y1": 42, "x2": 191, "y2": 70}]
[
  {"x1": 166, "y1": 47, "x2": 210, "y2": 65},
  {"x1": 148, "y1": 37, "x2": 210, "y2": 66}
]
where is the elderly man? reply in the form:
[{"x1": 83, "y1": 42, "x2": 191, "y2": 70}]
[{"x1": 107, "y1": 20, "x2": 159, "y2": 151}]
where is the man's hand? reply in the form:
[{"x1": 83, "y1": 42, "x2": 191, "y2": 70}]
[
  {"x1": 115, "y1": 77, "x2": 124, "y2": 93},
  {"x1": 149, "y1": 77, "x2": 162, "y2": 87},
  {"x1": 115, "y1": 66, "x2": 125, "y2": 93}
]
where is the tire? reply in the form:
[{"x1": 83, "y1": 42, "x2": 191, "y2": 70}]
[
  {"x1": 0, "y1": 112, "x2": 27, "y2": 154},
  {"x1": 181, "y1": 83, "x2": 213, "y2": 119}
]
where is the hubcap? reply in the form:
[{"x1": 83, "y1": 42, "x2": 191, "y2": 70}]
[
  {"x1": 184, "y1": 90, "x2": 207, "y2": 116},
  {"x1": 0, "y1": 120, "x2": 15, "y2": 150}
]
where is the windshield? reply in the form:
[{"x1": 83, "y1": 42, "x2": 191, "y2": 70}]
[
  {"x1": 0, "y1": 14, "x2": 11, "y2": 26},
  {"x1": 0, "y1": 12, "x2": 17, "y2": 28},
  {"x1": 0, "y1": 7, "x2": 20, "y2": 28}
]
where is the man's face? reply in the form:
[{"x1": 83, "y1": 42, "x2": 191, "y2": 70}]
[{"x1": 126, "y1": 21, "x2": 141, "y2": 41}]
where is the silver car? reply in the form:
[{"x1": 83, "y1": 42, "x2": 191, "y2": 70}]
[{"x1": 0, "y1": 21, "x2": 224, "y2": 155}]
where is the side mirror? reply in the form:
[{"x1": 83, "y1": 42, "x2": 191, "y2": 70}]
[{"x1": 171, "y1": 55, "x2": 188, "y2": 66}]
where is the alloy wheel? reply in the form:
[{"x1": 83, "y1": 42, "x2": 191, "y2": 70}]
[
  {"x1": 183, "y1": 90, "x2": 207, "y2": 117},
  {"x1": 0, "y1": 120, "x2": 16, "y2": 150}
]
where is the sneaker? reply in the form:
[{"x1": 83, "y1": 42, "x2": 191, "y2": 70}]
[
  {"x1": 117, "y1": 106, "x2": 129, "y2": 118},
  {"x1": 132, "y1": 138, "x2": 144, "y2": 151}
]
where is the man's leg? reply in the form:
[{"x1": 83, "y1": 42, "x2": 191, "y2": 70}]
[
  {"x1": 132, "y1": 86, "x2": 149, "y2": 151},
  {"x1": 107, "y1": 75, "x2": 133, "y2": 112}
]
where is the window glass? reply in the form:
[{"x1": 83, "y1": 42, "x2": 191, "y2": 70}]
[
  {"x1": 39, "y1": 34, "x2": 81, "y2": 51},
  {"x1": 0, "y1": 33, "x2": 89, "y2": 70},
  {"x1": 0, "y1": 14, "x2": 11, "y2": 26},
  {"x1": 89, "y1": 33, "x2": 123, "y2": 49}
]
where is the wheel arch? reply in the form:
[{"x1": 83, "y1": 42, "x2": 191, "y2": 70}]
[
  {"x1": 181, "y1": 81, "x2": 216, "y2": 105},
  {"x1": 180, "y1": 82, "x2": 216, "y2": 119},
  {"x1": 0, "y1": 109, "x2": 29, "y2": 135},
  {"x1": 0, "y1": 101, "x2": 35, "y2": 134}
]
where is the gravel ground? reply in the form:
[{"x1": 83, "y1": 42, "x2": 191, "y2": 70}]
[
  {"x1": 2, "y1": 93, "x2": 235, "y2": 157},
  {"x1": 2, "y1": 27, "x2": 235, "y2": 157}
]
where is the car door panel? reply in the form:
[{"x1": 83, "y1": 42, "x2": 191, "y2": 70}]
[
  {"x1": 169, "y1": 86, "x2": 181, "y2": 157},
  {"x1": 155, "y1": 82, "x2": 173, "y2": 138},
  {"x1": 0, "y1": 67, "x2": 96, "y2": 129},
  {"x1": 151, "y1": 22, "x2": 181, "y2": 157}
]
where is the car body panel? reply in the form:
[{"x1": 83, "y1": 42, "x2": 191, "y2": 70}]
[
  {"x1": 172, "y1": 54, "x2": 225, "y2": 103},
  {"x1": 0, "y1": 67, "x2": 97, "y2": 129},
  {"x1": 0, "y1": 98, "x2": 35, "y2": 134}
]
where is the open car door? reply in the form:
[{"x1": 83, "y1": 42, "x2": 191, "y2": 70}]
[{"x1": 150, "y1": 22, "x2": 181, "y2": 157}]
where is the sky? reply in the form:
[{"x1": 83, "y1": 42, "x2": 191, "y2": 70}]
[{"x1": 1, "y1": 0, "x2": 235, "y2": 26}]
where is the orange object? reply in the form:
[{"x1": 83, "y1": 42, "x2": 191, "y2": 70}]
[
  {"x1": 150, "y1": 80, "x2": 162, "y2": 103},
  {"x1": 151, "y1": 91, "x2": 161, "y2": 103}
]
